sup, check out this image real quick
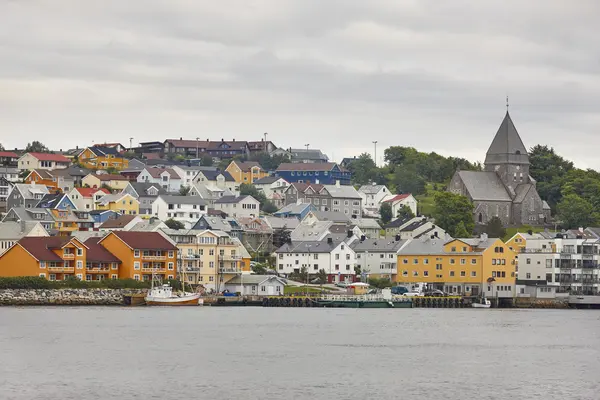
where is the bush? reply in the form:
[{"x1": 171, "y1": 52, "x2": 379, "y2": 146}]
[{"x1": 0, "y1": 277, "x2": 152, "y2": 290}]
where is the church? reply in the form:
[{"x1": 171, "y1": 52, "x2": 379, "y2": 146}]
[{"x1": 448, "y1": 111, "x2": 551, "y2": 226}]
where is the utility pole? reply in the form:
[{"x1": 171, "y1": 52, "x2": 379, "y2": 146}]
[
  {"x1": 372, "y1": 141, "x2": 378, "y2": 167},
  {"x1": 305, "y1": 144, "x2": 309, "y2": 151},
  {"x1": 264, "y1": 132, "x2": 268, "y2": 153},
  {"x1": 196, "y1": 137, "x2": 200, "y2": 159},
  {"x1": 129, "y1": 137, "x2": 133, "y2": 151}
]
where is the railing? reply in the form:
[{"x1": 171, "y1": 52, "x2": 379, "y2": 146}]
[
  {"x1": 520, "y1": 249, "x2": 554, "y2": 254},
  {"x1": 319, "y1": 294, "x2": 412, "y2": 303},
  {"x1": 181, "y1": 267, "x2": 200, "y2": 272},
  {"x1": 182, "y1": 255, "x2": 200, "y2": 260},
  {"x1": 48, "y1": 267, "x2": 75, "y2": 273},
  {"x1": 62, "y1": 254, "x2": 75, "y2": 259},
  {"x1": 87, "y1": 268, "x2": 110, "y2": 273},
  {"x1": 219, "y1": 255, "x2": 242, "y2": 261},
  {"x1": 142, "y1": 256, "x2": 166, "y2": 261},
  {"x1": 141, "y1": 267, "x2": 166, "y2": 273},
  {"x1": 219, "y1": 267, "x2": 241, "y2": 273}
]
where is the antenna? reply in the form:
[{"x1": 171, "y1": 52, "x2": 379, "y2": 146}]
[{"x1": 506, "y1": 96, "x2": 509, "y2": 111}]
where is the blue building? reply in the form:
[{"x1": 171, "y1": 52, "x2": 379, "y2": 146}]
[
  {"x1": 275, "y1": 163, "x2": 351, "y2": 185},
  {"x1": 89, "y1": 210, "x2": 121, "y2": 225},
  {"x1": 273, "y1": 203, "x2": 316, "y2": 220},
  {"x1": 36, "y1": 193, "x2": 77, "y2": 210}
]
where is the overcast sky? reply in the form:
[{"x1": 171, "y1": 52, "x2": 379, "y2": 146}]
[{"x1": 2, "y1": 1, "x2": 599, "y2": 168}]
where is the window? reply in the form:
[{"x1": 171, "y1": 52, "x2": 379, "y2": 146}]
[
  {"x1": 526, "y1": 258, "x2": 531, "y2": 264},
  {"x1": 76, "y1": 261, "x2": 83, "y2": 269},
  {"x1": 460, "y1": 259, "x2": 466, "y2": 265},
  {"x1": 462, "y1": 246, "x2": 467, "y2": 252},
  {"x1": 77, "y1": 248, "x2": 83, "y2": 256},
  {"x1": 111, "y1": 274, "x2": 118, "y2": 280},
  {"x1": 423, "y1": 259, "x2": 429, "y2": 265},
  {"x1": 471, "y1": 259, "x2": 477, "y2": 265},
  {"x1": 346, "y1": 254, "x2": 350, "y2": 260},
  {"x1": 346, "y1": 265, "x2": 350, "y2": 271},
  {"x1": 402, "y1": 270, "x2": 408, "y2": 277},
  {"x1": 112, "y1": 263, "x2": 118, "y2": 270},
  {"x1": 40, "y1": 261, "x2": 46, "y2": 269},
  {"x1": 209, "y1": 261, "x2": 214, "y2": 268},
  {"x1": 134, "y1": 250, "x2": 140, "y2": 258},
  {"x1": 313, "y1": 254, "x2": 318, "y2": 260},
  {"x1": 134, "y1": 262, "x2": 140, "y2": 270},
  {"x1": 460, "y1": 271, "x2": 466, "y2": 277},
  {"x1": 449, "y1": 271, "x2": 455, "y2": 277},
  {"x1": 450, "y1": 259, "x2": 455, "y2": 265},
  {"x1": 168, "y1": 262, "x2": 174, "y2": 270},
  {"x1": 492, "y1": 259, "x2": 496, "y2": 265},
  {"x1": 403, "y1": 259, "x2": 408, "y2": 264},
  {"x1": 423, "y1": 271, "x2": 429, "y2": 277},
  {"x1": 413, "y1": 271, "x2": 418, "y2": 277},
  {"x1": 436, "y1": 264, "x2": 442, "y2": 270},
  {"x1": 526, "y1": 273, "x2": 531, "y2": 279},
  {"x1": 39, "y1": 273, "x2": 46, "y2": 278},
  {"x1": 335, "y1": 264, "x2": 339, "y2": 271},
  {"x1": 451, "y1": 247, "x2": 456, "y2": 252},
  {"x1": 168, "y1": 251, "x2": 174, "y2": 258},
  {"x1": 335, "y1": 254, "x2": 340, "y2": 260},
  {"x1": 413, "y1": 259, "x2": 418, "y2": 264}
]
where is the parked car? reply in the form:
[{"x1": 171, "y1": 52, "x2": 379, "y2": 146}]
[
  {"x1": 391, "y1": 286, "x2": 409, "y2": 295},
  {"x1": 403, "y1": 291, "x2": 424, "y2": 297},
  {"x1": 424, "y1": 290, "x2": 447, "y2": 297},
  {"x1": 335, "y1": 282, "x2": 349, "y2": 288}
]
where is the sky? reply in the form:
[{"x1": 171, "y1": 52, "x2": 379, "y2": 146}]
[{"x1": 1, "y1": 1, "x2": 600, "y2": 168}]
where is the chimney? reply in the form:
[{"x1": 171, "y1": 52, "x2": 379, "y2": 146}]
[
  {"x1": 335, "y1": 180, "x2": 340, "y2": 188},
  {"x1": 527, "y1": 230, "x2": 533, "y2": 235},
  {"x1": 480, "y1": 232, "x2": 488, "y2": 240},
  {"x1": 327, "y1": 237, "x2": 333, "y2": 244},
  {"x1": 360, "y1": 235, "x2": 366, "y2": 242},
  {"x1": 395, "y1": 234, "x2": 401, "y2": 242},
  {"x1": 20, "y1": 219, "x2": 26, "y2": 233},
  {"x1": 221, "y1": 138, "x2": 224, "y2": 142},
  {"x1": 579, "y1": 227, "x2": 584, "y2": 233},
  {"x1": 434, "y1": 231, "x2": 439, "y2": 238},
  {"x1": 347, "y1": 230, "x2": 353, "y2": 238},
  {"x1": 180, "y1": 137, "x2": 182, "y2": 140},
  {"x1": 232, "y1": 138, "x2": 235, "y2": 142}
]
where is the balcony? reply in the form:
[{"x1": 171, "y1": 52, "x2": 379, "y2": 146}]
[
  {"x1": 48, "y1": 267, "x2": 75, "y2": 273},
  {"x1": 219, "y1": 267, "x2": 241, "y2": 274},
  {"x1": 62, "y1": 254, "x2": 75, "y2": 259},
  {"x1": 182, "y1": 254, "x2": 201, "y2": 260},
  {"x1": 87, "y1": 268, "x2": 110, "y2": 274},
  {"x1": 219, "y1": 255, "x2": 242, "y2": 261},
  {"x1": 181, "y1": 267, "x2": 201, "y2": 272},
  {"x1": 143, "y1": 256, "x2": 166, "y2": 261}
]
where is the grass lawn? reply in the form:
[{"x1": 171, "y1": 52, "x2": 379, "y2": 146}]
[
  {"x1": 283, "y1": 286, "x2": 331, "y2": 295},
  {"x1": 415, "y1": 183, "x2": 443, "y2": 216}
]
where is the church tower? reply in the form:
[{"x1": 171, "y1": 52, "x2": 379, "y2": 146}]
[{"x1": 484, "y1": 111, "x2": 530, "y2": 195}]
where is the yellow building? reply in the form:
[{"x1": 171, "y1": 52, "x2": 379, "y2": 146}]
[
  {"x1": 226, "y1": 161, "x2": 268, "y2": 184},
  {"x1": 397, "y1": 234, "x2": 517, "y2": 297},
  {"x1": 163, "y1": 229, "x2": 251, "y2": 292},
  {"x1": 77, "y1": 146, "x2": 129, "y2": 171},
  {"x1": 82, "y1": 173, "x2": 130, "y2": 191},
  {"x1": 95, "y1": 193, "x2": 139, "y2": 215}
]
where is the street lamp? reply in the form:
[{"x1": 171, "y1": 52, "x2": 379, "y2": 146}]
[
  {"x1": 372, "y1": 141, "x2": 378, "y2": 167},
  {"x1": 196, "y1": 137, "x2": 200, "y2": 159}
]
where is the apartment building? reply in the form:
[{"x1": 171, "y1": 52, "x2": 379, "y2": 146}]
[{"x1": 151, "y1": 195, "x2": 208, "y2": 228}]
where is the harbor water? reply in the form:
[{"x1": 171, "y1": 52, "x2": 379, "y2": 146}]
[{"x1": 1, "y1": 307, "x2": 599, "y2": 400}]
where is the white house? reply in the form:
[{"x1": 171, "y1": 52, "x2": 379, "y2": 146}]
[
  {"x1": 67, "y1": 187, "x2": 110, "y2": 211},
  {"x1": 213, "y1": 195, "x2": 260, "y2": 218},
  {"x1": 350, "y1": 237, "x2": 407, "y2": 280},
  {"x1": 189, "y1": 183, "x2": 235, "y2": 205},
  {"x1": 382, "y1": 194, "x2": 418, "y2": 218},
  {"x1": 137, "y1": 167, "x2": 182, "y2": 192},
  {"x1": 0, "y1": 221, "x2": 49, "y2": 255},
  {"x1": 253, "y1": 176, "x2": 289, "y2": 208},
  {"x1": 171, "y1": 165, "x2": 218, "y2": 187},
  {"x1": 275, "y1": 235, "x2": 357, "y2": 283},
  {"x1": 152, "y1": 195, "x2": 208, "y2": 228},
  {"x1": 358, "y1": 184, "x2": 391, "y2": 215},
  {"x1": 17, "y1": 152, "x2": 71, "y2": 171},
  {"x1": 192, "y1": 170, "x2": 238, "y2": 193},
  {"x1": 224, "y1": 275, "x2": 287, "y2": 296}
]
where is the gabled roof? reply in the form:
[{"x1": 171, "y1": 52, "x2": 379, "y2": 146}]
[
  {"x1": 104, "y1": 231, "x2": 177, "y2": 250},
  {"x1": 214, "y1": 195, "x2": 256, "y2": 204},
  {"x1": 36, "y1": 193, "x2": 73, "y2": 209},
  {"x1": 276, "y1": 162, "x2": 338, "y2": 172},
  {"x1": 86, "y1": 146, "x2": 120, "y2": 157},
  {"x1": 383, "y1": 216, "x2": 412, "y2": 229},
  {"x1": 456, "y1": 171, "x2": 512, "y2": 202},
  {"x1": 353, "y1": 218, "x2": 382, "y2": 230},
  {"x1": 24, "y1": 152, "x2": 71, "y2": 163},
  {"x1": 75, "y1": 187, "x2": 110, "y2": 198},
  {"x1": 16, "y1": 237, "x2": 75, "y2": 261},
  {"x1": 3, "y1": 207, "x2": 52, "y2": 223},
  {"x1": 99, "y1": 214, "x2": 138, "y2": 229},
  {"x1": 197, "y1": 170, "x2": 235, "y2": 182},
  {"x1": 358, "y1": 184, "x2": 387, "y2": 194},
  {"x1": 94, "y1": 173, "x2": 128, "y2": 182},
  {"x1": 484, "y1": 111, "x2": 529, "y2": 166},
  {"x1": 84, "y1": 237, "x2": 122, "y2": 262},
  {"x1": 253, "y1": 176, "x2": 284, "y2": 185},
  {"x1": 165, "y1": 139, "x2": 249, "y2": 151},
  {"x1": 350, "y1": 237, "x2": 405, "y2": 252},
  {"x1": 311, "y1": 210, "x2": 351, "y2": 224},
  {"x1": 127, "y1": 182, "x2": 166, "y2": 197},
  {"x1": 0, "y1": 221, "x2": 45, "y2": 239},
  {"x1": 96, "y1": 193, "x2": 138, "y2": 206},
  {"x1": 274, "y1": 203, "x2": 314, "y2": 215},
  {"x1": 157, "y1": 195, "x2": 208, "y2": 205},
  {"x1": 263, "y1": 215, "x2": 300, "y2": 230},
  {"x1": 276, "y1": 237, "x2": 345, "y2": 253},
  {"x1": 383, "y1": 194, "x2": 412, "y2": 203},
  {"x1": 226, "y1": 275, "x2": 286, "y2": 286},
  {"x1": 289, "y1": 182, "x2": 325, "y2": 193},
  {"x1": 231, "y1": 161, "x2": 263, "y2": 172},
  {"x1": 323, "y1": 184, "x2": 361, "y2": 199},
  {"x1": 288, "y1": 148, "x2": 329, "y2": 162},
  {"x1": 143, "y1": 167, "x2": 180, "y2": 179},
  {"x1": 0, "y1": 151, "x2": 19, "y2": 158},
  {"x1": 29, "y1": 169, "x2": 54, "y2": 180}
]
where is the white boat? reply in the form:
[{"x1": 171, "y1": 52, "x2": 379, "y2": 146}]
[
  {"x1": 145, "y1": 284, "x2": 202, "y2": 306},
  {"x1": 472, "y1": 297, "x2": 491, "y2": 308}
]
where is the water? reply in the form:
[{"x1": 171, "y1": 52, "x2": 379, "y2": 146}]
[{"x1": 1, "y1": 307, "x2": 599, "y2": 400}]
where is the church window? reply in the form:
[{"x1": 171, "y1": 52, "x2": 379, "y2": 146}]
[
  {"x1": 478, "y1": 213, "x2": 483, "y2": 223},
  {"x1": 513, "y1": 173, "x2": 517, "y2": 181},
  {"x1": 519, "y1": 173, "x2": 523, "y2": 181},
  {"x1": 516, "y1": 150, "x2": 521, "y2": 155},
  {"x1": 495, "y1": 205, "x2": 499, "y2": 217}
]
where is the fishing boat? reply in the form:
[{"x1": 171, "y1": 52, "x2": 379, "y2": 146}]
[
  {"x1": 472, "y1": 297, "x2": 491, "y2": 308},
  {"x1": 316, "y1": 288, "x2": 413, "y2": 308},
  {"x1": 145, "y1": 267, "x2": 202, "y2": 306}
]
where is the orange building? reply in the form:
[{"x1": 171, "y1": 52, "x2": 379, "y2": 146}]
[
  {"x1": 98, "y1": 231, "x2": 178, "y2": 282},
  {"x1": 24, "y1": 169, "x2": 60, "y2": 191}
]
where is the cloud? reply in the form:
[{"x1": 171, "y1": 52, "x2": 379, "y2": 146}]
[{"x1": 1, "y1": 0, "x2": 599, "y2": 168}]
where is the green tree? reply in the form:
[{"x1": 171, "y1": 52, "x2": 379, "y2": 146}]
[
  {"x1": 262, "y1": 200, "x2": 278, "y2": 214},
  {"x1": 200, "y1": 155, "x2": 214, "y2": 166},
  {"x1": 432, "y1": 192, "x2": 474, "y2": 237},
  {"x1": 557, "y1": 194, "x2": 596, "y2": 229},
  {"x1": 379, "y1": 203, "x2": 393, "y2": 225},
  {"x1": 454, "y1": 221, "x2": 470, "y2": 238},
  {"x1": 105, "y1": 166, "x2": 119, "y2": 174},
  {"x1": 367, "y1": 277, "x2": 393, "y2": 289},
  {"x1": 164, "y1": 218, "x2": 185, "y2": 230},
  {"x1": 239, "y1": 183, "x2": 273, "y2": 212},
  {"x1": 0, "y1": 143, "x2": 4, "y2": 151},
  {"x1": 397, "y1": 204, "x2": 415, "y2": 220},
  {"x1": 394, "y1": 167, "x2": 426, "y2": 195},
  {"x1": 251, "y1": 263, "x2": 268, "y2": 275},
  {"x1": 179, "y1": 186, "x2": 191, "y2": 196},
  {"x1": 348, "y1": 153, "x2": 377, "y2": 185},
  {"x1": 317, "y1": 269, "x2": 328, "y2": 284},
  {"x1": 18, "y1": 170, "x2": 30, "y2": 181},
  {"x1": 25, "y1": 141, "x2": 49, "y2": 153},
  {"x1": 484, "y1": 216, "x2": 506, "y2": 238},
  {"x1": 249, "y1": 153, "x2": 290, "y2": 171},
  {"x1": 529, "y1": 145, "x2": 574, "y2": 209}
]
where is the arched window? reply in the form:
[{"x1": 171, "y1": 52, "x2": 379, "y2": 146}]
[
  {"x1": 516, "y1": 150, "x2": 521, "y2": 155},
  {"x1": 478, "y1": 213, "x2": 483, "y2": 223}
]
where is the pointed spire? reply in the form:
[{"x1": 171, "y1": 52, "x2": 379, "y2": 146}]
[{"x1": 484, "y1": 110, "x2": 529, "y2": 166}]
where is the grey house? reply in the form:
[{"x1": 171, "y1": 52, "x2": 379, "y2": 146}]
[
  {"x1": 224, "y1": 275, "x2": 286, "y2": 296},
  {"x1": 121, "y1": 182, "x2": 166, "y2": 216},
  {"x1": 7, "y1": 184, "x2": 50, "y2": 211},
  {"x1": 283, "y1": 182, "x2": 362, "y2": 217},
  {"x1": 2, "y1": 207, "x2": 54, "y2": 231},
  {"x1": 448, "y1": 111, "x2": 551, "y2": 226}
]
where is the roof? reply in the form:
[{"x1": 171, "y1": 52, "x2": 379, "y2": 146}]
[
  {"x1": 165, "y1": 139, "x2": 249, "y2": 151},
  {"x1": 383, "y1": 194, "x2": 412, "y2": 203},
  {"x1": 456, "y1": 237, "x2": 498, "y2": 250},
  {"x1": 358, "y1": 184, "x2": 387, "y2": 194},
  {"x1": 253, "y1": 176, "x2": 283, "y2": 185},
  {"x1": 236, "y1": 217, "x2": 272, "y2": 233},
  {"x1": 276, "y1": 162, "x2": 338, "y2": 172},
  {"x1": 36, "y1": 193, "x2": 69, "y2": 209},
  {"x1": 291, "y1": 220, "x2": 333, "y2": 240},
  {"x1": 276, "y1": 238, "x2": 344, "y2": 254},
  {"x1": 542, "y1": 200, "x2": 551, "y2": 210},
  {"x1": 94, "y1": 174, "x2": 128, "y2": 182},
  {"x1": 99, "y1": 215, "x2": 138, "y2": 229},
  {"x1": 128, "y1": 220, "x2": 167, "y2": 232},
  {"x1": 232, "y1": 161, "x2": 263, "y2": 172},
  {"x1": 13, "y1": 183, "x2": 50, "y2": 199},
  {"x1": 290, "y1": 182, "x2": 325, "y2": 193},
  {"x1": 84, "y1": 237, "x2": 121, "y2": 262},
  {"x1": 457, "y1": 171, "x2": 512, "y2": 202},
  {"x1": 383, "y1": 216, "x2": 413, "y2": 229},
  {"x1": 214, "y1": 195, "x2": 256, "y2": 204},
  {"x1": 226, "y1": 274, "x2": 285, "y2": 285},
  {"x1": 274, "y1": 203, "x2": 313, "y2": 215},
  {"x1": 288, "y1": 148, "x2": 329, "y2": 162},
  {"x1": 108, "y1": 231, "x2": 177, "y2": 250},
  {"x1": 87, "y1": 146, "x2": 120, "y2": 157},
  {"x1": 513, "y1": 184, "x2": 534, "y2": 204},
  {"x1": 0, "y1": 151, "x2": 18, "y2": 158},
  {"x1": 4, "y1": 207, "x2": 52, "y2": 222},
  {"x1": 398, "y1": 237, "x2": 447, "y2": 255},
  {"x1": 144, "y1": 167, "x2": 179, "y2": 179},
  {"x1": 197, "y1": 170, "x2": 235, "y2": 182},
  {"x1": 75, "y1": 187, "x2": 110, "y2": 198},
  {"x1": 263, "y1": 216, "x2": 300, "y2": 230},
  {"x1": 354, "y1": 218, "x2": 382, "y2": 230},
  {"x1": 127, "y1": 182, "x2": 167, "y2": 197},
  {"x1": 30, "y1": 169, "x2": 54, "y2": 180},
  {"x1": 158, "y1": 195, "x2": 208, "y2": 205},
  {"x1": 0, "y1": 221, "x2": 45, "y2": 239},
  {"x1": 484, "y1": 111, "x2": 530, "y2": 166},
  {"x1": 323, "y1": 184, "x2": 361, "y2": 199},
  {"x1": 25, "y1": 152, "x2": 70, "y2": 163},
  {"x1": 311, "y1": 210, "x2": 351, "y2": 223},
  {"x1": 399, "y1": 218, "x2": 428, "y2": 232},
  {"x1": 351, "y1": 237, "x2": 405, "y2": 252},
  {"x1": 194, "y1": 215, "x2": 234, "y2": 232},
  {"x1": 17, "y1": 236, "x2": 74, "y2": 261}
]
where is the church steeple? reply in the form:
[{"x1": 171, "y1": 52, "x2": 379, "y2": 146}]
[{"x1": 484, "y1": 111, "x2": 529, "y2": 167}]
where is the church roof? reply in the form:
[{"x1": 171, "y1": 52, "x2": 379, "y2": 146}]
[
  {"x1": 484, "y1": 111, "x2": 529, "y2": 166},
  {"x1": 513, "y1": 184, "x2": 534, "y2": 204},
  {"x1": 457, "y1": 171, "x2": 512, "y2": 202}
]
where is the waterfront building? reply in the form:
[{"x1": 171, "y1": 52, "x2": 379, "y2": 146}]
[
  {"x1": 98, "y1": 231, "x2": 178, "y2": 281},
  {"x1": 396, "y1": 233, "x2": 517, "y2": 297},
  {"x1": 351, "y1": 237, "x2": 406, "y2": 281},
  {"x1": 224, "y1": 274, "x2": 286, "y2": 296}
]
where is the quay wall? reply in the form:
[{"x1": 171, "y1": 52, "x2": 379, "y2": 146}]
[{"x1": 0, "y1": 289, "x2": 147, "y2": 306}]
